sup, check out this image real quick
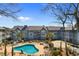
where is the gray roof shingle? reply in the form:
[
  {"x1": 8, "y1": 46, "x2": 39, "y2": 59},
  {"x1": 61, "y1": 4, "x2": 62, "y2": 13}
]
[
  {"x1": 27, "y1": 26, "x2": 43, "y2": 30},
  {"x1": 13, "y1": 26, "x2": 24, "y2": 30},
  {"x1": 13, "y1": 26, "x2": 73, "y2": 31}
]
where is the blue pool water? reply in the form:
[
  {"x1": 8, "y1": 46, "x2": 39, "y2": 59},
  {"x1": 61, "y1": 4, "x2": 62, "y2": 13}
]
[{"x1": 13, "y1": 44, "x2": 39, "y2": 54}]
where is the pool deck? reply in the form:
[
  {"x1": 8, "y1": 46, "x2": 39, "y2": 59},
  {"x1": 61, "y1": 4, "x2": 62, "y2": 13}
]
[
  {"x1": 0, "y1": 42, "x2": 45, "y2": 56},
  {"x1": 0, "y1": 40, "x2": 73, "y2": 56}
]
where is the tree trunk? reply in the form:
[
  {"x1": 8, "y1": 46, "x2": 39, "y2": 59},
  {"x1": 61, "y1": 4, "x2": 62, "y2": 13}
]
[
  {"x1": 12, "y1": 44, "x2": 14, "y2": 56},
  {"x1": 75, "y1": 16, "x2": 79, "y2": 30},
  {"x1": 4, "y1": 43, "x2": 7, "y2": 56},
  {"x1": 60, "y1": 41, "x2": 62, "y2": 55},
  {"x1": 62, "y1": 23, "x2": 68, "y2": 56}
]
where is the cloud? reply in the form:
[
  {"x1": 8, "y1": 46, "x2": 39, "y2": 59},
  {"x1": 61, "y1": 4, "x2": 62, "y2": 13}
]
[
  {"x1": 0, "y1": 15, "x2": 2, "y2": 18},
  {"x1": 18, "y1": 16, "x2": 31, "y2": 22}
]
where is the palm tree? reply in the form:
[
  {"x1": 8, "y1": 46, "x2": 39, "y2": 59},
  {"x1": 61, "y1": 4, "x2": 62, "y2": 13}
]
[
  {"x1": 11, "y1": 40, "x2": 14, "y2": 56},
  {"x1": 4, "y1": 39, "x2": 7, "y2": 56},
  {"x1": 45, "y1": 32, "x2": 55, "y2": 55},
  {"x1": 2, "y1": 31, "x2": 7, "y2": 56},
  {"x1": 0, "y1": 4, "x2": 21, "y2": 56},
  {"x1": 17, "y1": 30, "x2": 24, "y2": 42},
  {"x1": 46, "y1": 32, "x2": 54, "y2": 43},
  {"x1": 11, "y1": 39, "x2": 14, "y2": 56},
  {"x1": 43, "y1": 3, "x2": 79, "y2": 56},
  {"x1": 11, "y1": 30, "x2": 24, "y2": 56}
]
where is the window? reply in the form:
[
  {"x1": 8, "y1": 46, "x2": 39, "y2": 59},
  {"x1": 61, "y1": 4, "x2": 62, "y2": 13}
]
[{"x1": 41, "y1": 30, "x2": 46, "y2": 34}]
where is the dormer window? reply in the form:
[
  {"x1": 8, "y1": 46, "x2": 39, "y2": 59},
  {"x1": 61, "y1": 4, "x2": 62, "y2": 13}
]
[{"x1": 41, "y1": 30, "x2": 46, "y2": 34}]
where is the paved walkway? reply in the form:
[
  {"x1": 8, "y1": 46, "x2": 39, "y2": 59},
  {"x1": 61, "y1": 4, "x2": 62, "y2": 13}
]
[{"x1": 51, "y1": 40, "x2": 73, "y2": 56}]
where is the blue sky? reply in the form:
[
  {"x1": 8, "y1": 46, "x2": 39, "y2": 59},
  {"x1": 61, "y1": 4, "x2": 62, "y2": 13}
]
[
  {"x1": 0, "y1": 3, "x2": 75, "y2": 28},
  {"x1": 0, "y1": 3, "x2": 57, "y2": 28}
]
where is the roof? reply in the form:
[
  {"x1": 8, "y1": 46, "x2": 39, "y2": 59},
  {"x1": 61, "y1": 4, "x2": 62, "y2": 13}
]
[
  {"x1": 0, "y1": 27, "x2": 11, "y2": 30},
  {"x1": 46, "y1": 26, "x2": 61, "y2": 31},
  {"x1": 0, "y1": 27, "x2": 5, "y2": 30},
  {"x1": 27, "y1": 26, "x2": 43, "y2": 30},
  {"x1": 13, "y1": 26, "x2": 24, "y2": 30},
  {"x1": 13, "y1": 25, "x2": 73, "y2": 31}
]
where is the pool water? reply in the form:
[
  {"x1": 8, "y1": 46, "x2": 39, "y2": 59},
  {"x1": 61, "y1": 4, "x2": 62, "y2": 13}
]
[{"x1": 13, "y1": 44, "x2": 39, "y2": 54}]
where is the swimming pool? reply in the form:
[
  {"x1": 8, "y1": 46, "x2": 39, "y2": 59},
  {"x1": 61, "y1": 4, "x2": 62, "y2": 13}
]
[{"x1": 13, "y1": 44, "x2": 39, "y2": 54}]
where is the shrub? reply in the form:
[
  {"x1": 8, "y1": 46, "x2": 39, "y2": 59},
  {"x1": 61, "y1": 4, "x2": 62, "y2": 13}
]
[
  {"x1": 53, "y1": 50, "x2": 60, "y2": 56},
  {"x1": 44, "y1": 46, "x2": 49, "y2": 49},
  {"x1": 27, "y1": 54, "x2": 31, "y2": 56},
  {"x1": 53, "y1": 47, "x2": 60, "y2": 50},
  {"x1": 50, "y1": 47, "x2": 60, "y2": 56}
]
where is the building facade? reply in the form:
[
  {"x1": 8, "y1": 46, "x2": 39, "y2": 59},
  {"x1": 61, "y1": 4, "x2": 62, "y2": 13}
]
[
  {"x1": 11, "y1": 25, "x2": 77, "y2": 44},
  {"x1": 0, "y1": 27, "x2": 11, "y2": 43}
]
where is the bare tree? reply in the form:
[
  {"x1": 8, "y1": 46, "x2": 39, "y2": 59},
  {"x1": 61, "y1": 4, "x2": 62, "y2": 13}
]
[
  {"x1": 0, "y1": 3, "x2": 21, "y2": 20},
  {"x1": 42, "y1": 3, "x2": 71, "y2": 55},
  {"x1": 0, "y1": 3, "x2": 21, "y2": 56},
  {"x1": 67, "y1": 16, "x2": 75, "y2": 43},
  {"x1": 43, "y1": 3, "x2": 79, "y2": 29},
  {"x1": 66, "y1": 16, "x2": 76, "y2": 55}
]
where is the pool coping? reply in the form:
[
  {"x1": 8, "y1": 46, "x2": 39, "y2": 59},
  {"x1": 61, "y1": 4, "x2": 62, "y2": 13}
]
[{"x1": 13, "y1": 42, "x2": 45, "y2": 56}]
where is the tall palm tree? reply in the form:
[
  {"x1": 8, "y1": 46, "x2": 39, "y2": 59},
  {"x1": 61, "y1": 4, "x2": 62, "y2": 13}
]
[
  {"x1": 17, "y1": 30, "x2": 24, "y2": 41},
  {"x1": 4, "y1": 39, "x2": 7, "y2": 56},
  {"x1": 11, "y1": 31, "x2": 24, "y2": 56},
  {"x1": 10, "y1": 31, "x2": 15, "y2": 56},
  {"x1": 0, "y1": 4, "x2": 21, "y2": 56},
  {"x1": 11, "y1": 42, "x2": 14, "y2": 56},
  {"x1": 45, "y1": 32, "x2": 54, "y2": 55},
  {"x1": 2, "y1": 30, "x2": 7, "y2": 56}
]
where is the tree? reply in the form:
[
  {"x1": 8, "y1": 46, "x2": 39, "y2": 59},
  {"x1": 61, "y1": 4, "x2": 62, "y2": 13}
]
[
  {"x1": 43, "y1": 3, "x2": 79, "y2": 29},
  {"x1": 10, "y1": 40, "x2": 14, "y2": 56},
  {"x1": 0, "y1": 4, "x2": 21, "y2": 56},
  {"x1": 45, "y1": 32, "x2": 54, "y2": 43},
  {"x1": 66, "y1": 16, "x2": 76, "y2": 55},
  {"x1": 4, "y1": 40, "x2": 7, "y2": 56},
  {"x1": 45, "y1": 32, "x2": 54, "y2": 55},
  {"x1": 42, "y1": 3, "x2": 71, "y2": 55},
  {"x1": 66, "y1": 16, "x2": 75, "y2": 43},
  {"x1": 17, "y1": 31, "x2": 24, "y2": 41},
  {"x1": 46, "y1": 32, "x2": 53, "y2": 40},
  {"x1": 0, "y1": 4, "x2": 21, "y2": 19},
  {"x1": 2, "y1": 31, "x2": 7, "y2": 56}
]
